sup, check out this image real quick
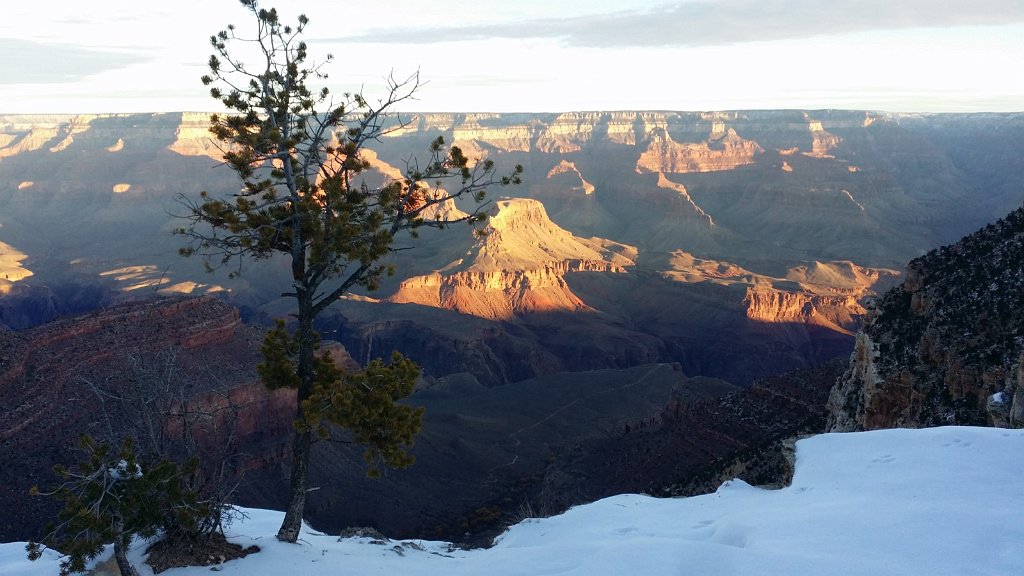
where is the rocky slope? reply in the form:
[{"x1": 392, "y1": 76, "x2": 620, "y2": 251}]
[
  {"x1": 5, "y1": 110, "x2": 1022, "y2": 272},
  {"x1": 276, "y1": 363, "x2": 728, "y2": 544},
  {"x1": 531, "y1": 360, "x2": 845, "y2": 519},
  {"x1": 367, "y1": 110, "x2": 1024, "y2": 265},
  {"x1": 828, "y1": 205, "x2": 1024, "y2": 430},
  {"x1": 2, "y1": 110, "x2": 1022, "y2": 425},
  {"x1": 0, "y1": 241, "x2": 32, "y2": 290},
  {"x1": 0, "y1": 296, "x2": 294, "y2": 542},
  {"x1": 2, "y1": 109, "x2": 1016, "y2": 302},
  {"x1": 660, "y1": 253, "x2": 898, "y2": 334},
  {"x1": 226, "y1": 357, "x2": 835, "y2": 546},
  {"x1": 0, "y1": 295, "x2": 807, "y2": 548},
  {"x1": 0, "y1": 282, "x2": 119, "y2": 330}
]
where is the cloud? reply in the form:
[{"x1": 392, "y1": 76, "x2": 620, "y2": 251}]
[
  {"x1": 0, "y1": 39, "x2": 149, "y2": 84},
  {"x1": 328, "y1": 0, "x2": 1024, "y2": 47}
]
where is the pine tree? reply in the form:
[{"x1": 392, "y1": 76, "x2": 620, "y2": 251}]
[
  {"x1": 177, "y1": 1, "x2": 521, "y2": 542},
  {"x1": 27, "y1": 436, "x2": 203, "y2": 576}
]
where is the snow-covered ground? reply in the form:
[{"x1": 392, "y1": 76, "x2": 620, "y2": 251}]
[{"x1": 5, "y1": 426, "x2": 1022, "y2": 575}]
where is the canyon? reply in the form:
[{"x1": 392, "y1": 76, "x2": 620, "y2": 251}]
[
  {"x1": 0, "y1": 296, "x2": 838, "y2": 544},
  {"x1": 2, "y1": 109, "x2": 1024, "y2": 541}
]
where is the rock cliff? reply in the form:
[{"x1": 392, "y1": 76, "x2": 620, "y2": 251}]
[
  {"x1": 451, "y1": 113, "x2": 533, "y2": 152},
  {"x1": 168, "y1": 111, "x2": 222, "y2": 160},
  {"x1": 636, "y1": 126, "x2": 763, "y2": 173},
  {"x1": 805, "y1": 119, "x2": 842, "y2": 158},
  {"x1": 1, "y1": 110, "x2": 1018, "y2": 385},
  {"x1": 4, "y1": 109, "x2": 1024, "y2": 545},
  {"x1": 0, "y1": 115, "x2": 98, "y2": 158},
  {"x1": 534, "y1": 112, "x2": 601, "y2": 153},
  {"x1": 741, "y1": 288, "x2": 861, "y2": 333},
  {"x1": 828, "y1": 205, "x2": 1024, "y2": 430},
  {"x1": 5, "y1": 109, "x2": 1021, "y2": 282},
  {"x1": 546, "y1": 160, "x2": 595, "y2": 195},
  {"x1": 376, "y1": 110, "x2": 855, "y2": 168},
  {"x1": 660, "y1": 252, "x2": 897, "y2": 334},
  {"x1": 389, "y1": 198, "x2": 634, "y2": 320}
]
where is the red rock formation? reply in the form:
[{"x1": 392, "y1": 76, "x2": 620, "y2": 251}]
[
  {"x1": 742, "y1": 288, "x2": 861, "y2": 333},
  {"x1": 389, "y1": 198, "x2": 634, "y2": 320},
  {"x1": 660, "y1": 252, "x2": 896, "y2": 334},
  {"x1": 168, "y1": 112, "x2": 222, "y2": 160},
  {"x1": 394, "y1": 260, "x2": 624, "y2": 320},
  {"x1": 636, "y1": 126, "x2": 763, "y2": 173},
  {"x1": 451, "y1": 113, "x2": 533, "y2": 153},
  {"x1": 805, "y1": 119, "x2": 842, "y2": 158},
  {"x1": 535, "y1": 112, "x2": 601, "y2": 153}
]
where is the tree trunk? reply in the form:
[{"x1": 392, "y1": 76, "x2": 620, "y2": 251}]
[
  {"x1": 277, "y1": 294, "x2": 316, "y2": 543},
  {"x1": 276, "y1": 425, "x2": 312, "y2": 542},
  {"x1": 113, "y1": 530, "x2": 139, "y2": 576}
]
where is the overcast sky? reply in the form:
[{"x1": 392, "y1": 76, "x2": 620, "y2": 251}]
[{"x1": 2, "y1": 0, "x2": 1023, "y2": 113}]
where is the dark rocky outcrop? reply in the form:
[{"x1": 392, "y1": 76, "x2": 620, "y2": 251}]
[
  {"x1": 828, "y1": 205, "x2": 1024, "y2": 430},
  {"x1": 0, "y1": 295, "x2": 840, "y2": 549}
]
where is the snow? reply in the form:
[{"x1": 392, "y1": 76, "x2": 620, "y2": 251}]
[
  {"x1": 108, "y1": 459, "x2": 143, "y2": 480},
  {"x1": 5, "y1": 426, "x2": 1023, "y2": 576}
]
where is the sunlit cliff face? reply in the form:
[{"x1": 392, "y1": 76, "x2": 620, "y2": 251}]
[
  {"x1": 167, "y1": 112, "x2": 224, "y2": 161},
  {"x1": 659, "y1": 252, "x2": 899, "y2": 333},
  {"x1": 636, "y1": 126, "x2": 764, "y2": 174},
  {"x1": 389, "y1": 198, "x2": 633, "y2": 320},
  {"x1": 386, "y1": 197, "x2": 897, "y2": 327}
]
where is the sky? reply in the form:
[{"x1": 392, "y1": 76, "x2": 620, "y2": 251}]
[
  {"x1": 2, "y1": 0, "x2": 1024, "y2": 114},
  {"x1": 7, "y1": 426, "x2": 1024, "y2": 575}
]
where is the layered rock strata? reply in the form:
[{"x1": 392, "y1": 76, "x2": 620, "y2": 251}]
[
  {"x1": 636, "y1": 126, "x2": 763, "y2": 173},
  {"x1": 389, "y1": 198, "x2": 634, "y2": 320},
  {"x1": 661, "y1": 252, "x2": 898, "y2": 334}
]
